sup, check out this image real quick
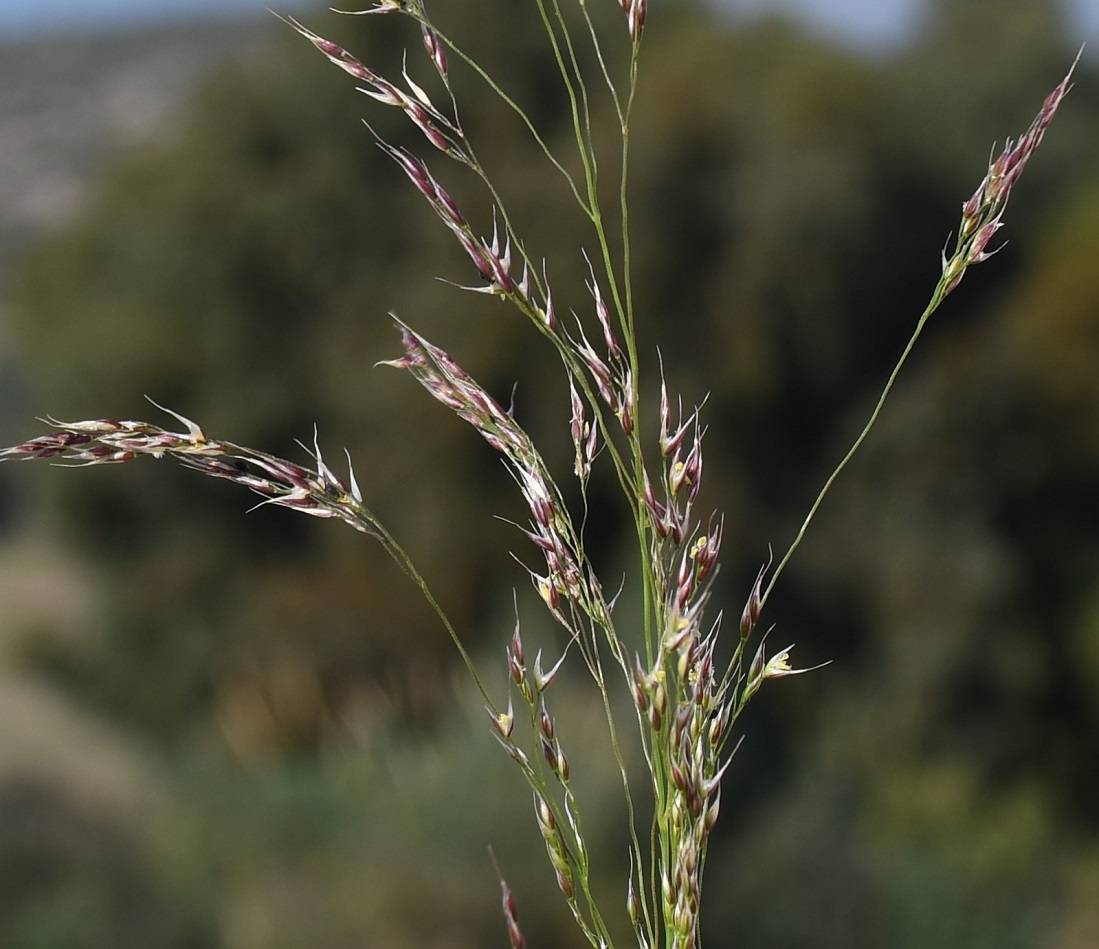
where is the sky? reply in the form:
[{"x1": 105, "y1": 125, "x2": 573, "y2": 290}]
[
  {"x1": 724, "y1": 0, "x2": 1099, "y2": 46},
  {"x1": 0, "y1": 0, "x2": 1096, "y2": 47},
  {"x1": 0, "y1": 0, "x2": 311, "y2": 36}
]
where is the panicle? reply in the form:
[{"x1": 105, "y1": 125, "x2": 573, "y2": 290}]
[
  {"x1": 942, "y1": 53, "x2": 1078, "y2": 294},
  {"x1": 1, "y1": 407, "x2": 382, "y2": 537}
]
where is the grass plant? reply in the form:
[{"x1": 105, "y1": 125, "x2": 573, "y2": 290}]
[{"x1": 0, "y1": 3, "x2": 1078, "y2": 946}]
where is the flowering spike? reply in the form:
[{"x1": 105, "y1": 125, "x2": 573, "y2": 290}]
[
  {"x1": 281, "y1": 15, "x2": 381, "y2": 83},
  {"x1": 533, "y1": 648, "x2": 568, "y2": 692},
  {"x1": 761, "y1": 644, "x2": 831, "y2": 680},
  {"x1": 489, "y1": 699, "x2": 515, "y2": 740},
  {"x1": 343, "y1": 449, "x2": 363, "y2": 502},
  {"x1": 401, "y1": 51, "x2": 434, "y2": 109},
  {"x1": 379, "y1": 142, "x2": 435, "y2": 199},
  {"x1": 584, "y1": 251, "x2": 620, "y2": 360},
  {"x1": 740, "y1": 556, "x2": 769, "y2": 638},
  {"x1": 628, "y1": 0, "x2": 646, "y2": 40},
  {"x1": 541, "y1": 266, "x2": 556, "y2": 328},
  {"x1": 943, "y1": 53, "x2": 1078, "y2": 294},
  {"x1": 144, "y1": 397, "x2": 207, "y2": 445},
  {"x1": 421, "y1": 23, "x2": 448, "y2": 78},
  {"x1": 497, "y1": 873, "x2": 526, "y2": 949},
  {"x1": 658, "y1": 361, "x2": 672, "y2": 451}
]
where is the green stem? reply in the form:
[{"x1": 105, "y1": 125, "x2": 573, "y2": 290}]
[
  {"x1": 762, "y1": 278, "x2": 950, "y2": 608},
  {"x1": 369, "y1": 517, "x2": 496, "y2": 710}
]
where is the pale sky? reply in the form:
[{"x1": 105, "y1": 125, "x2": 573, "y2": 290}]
[
  {"x1": 724, "y1": 0, "x2": 1098, "y2": 46},
  {"x1": 0, "y1": 0, "x2": 1096, "y2": 47},
  {"x1": 0, "y1": 0, "x2": 312, "y2": 35}
]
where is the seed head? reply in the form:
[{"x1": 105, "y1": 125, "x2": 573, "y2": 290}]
[{"x1": 943, "y1": 52, "x2": 1078, "y2": 293}]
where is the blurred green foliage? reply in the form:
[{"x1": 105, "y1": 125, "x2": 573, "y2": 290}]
[{"x1": 4, "y1": 0, "x2": 1099, "y2": 945}]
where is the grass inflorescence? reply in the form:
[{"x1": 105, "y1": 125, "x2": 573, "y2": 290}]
[{"x1": 0, "y1": 4, "x2": 1078, "y2": 946}]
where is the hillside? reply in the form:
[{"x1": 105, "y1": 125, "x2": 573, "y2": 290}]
[{"x1": 0, "y1": 18, "x2": 270, "y2": 288}]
